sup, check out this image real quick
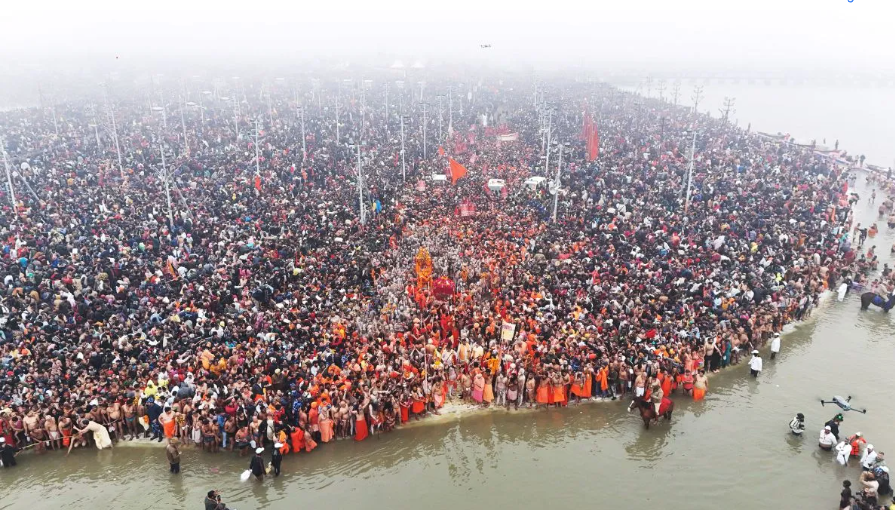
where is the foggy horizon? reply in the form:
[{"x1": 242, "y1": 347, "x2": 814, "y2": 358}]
[{"x1": 3, "y1": 0, "x2": 893, "y2": 76}]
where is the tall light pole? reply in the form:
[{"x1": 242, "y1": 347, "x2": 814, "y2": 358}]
[
  {"x1": 448, "y1": 85, "x2": 453, "y2": 135},
  {"x1": 437, "y1": 94, "x2": 444, "y2": 143},
  {"x1": 400, "y1": 114, "x2": 408, "y2": 182},
  {"x1": 179, "y1": 95, "x2": 189, "y2": 156},
  {"x1": 104, "y1": 86, "x2": 123, "y2": 172},
  {"x1": 543, "y1": 107, "x2": 553, "y2": 173},
  {"x1": 384, "y1": 82, "x2": 389, "y2": 135},
  {"x1": 160, "y1": 143, "x2": 173, "y2": 229},
  {"x1": 683, "y1": 131, "x2": 697, "y2": 225},
  {"x1": 1, "y1": 137, "x2": 17, "y2": 218},
  {"x1": 420, "y1": 102, "x2": 428, "y2": 159},
  {"x1": 354, "y1": 143, "x2": 366, "y2": 225},
  {"x1": 89, "y1": 104, "x2": 101, "y2": 150},
  {"x1": 232, "y1": 97, "x2": 240, "y2": 139},
  {"x1": 50, "y1": 105, "x2": 59, "y2": 136},
  {"x1": 692, "y1": 85, "x2": 704, "y2": 115},
  {"x1": 298, "y1": 105, "x2": 306, "y2": 161},
  {"x1": 552, "y1": 142, "x2": 563, "y2": 223},
  {"x1": 153, "y1": 107, "x2": 174, "y2": 228},
  {"x1": 335, "y1": 91, "x2": 340, "y2": 143},
  {"x1": 254, "y1": 118, "x2": 261, "y2": 180}
]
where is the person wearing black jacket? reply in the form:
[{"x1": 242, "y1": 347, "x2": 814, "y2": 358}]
[
  {"x1": 145, "y1": 397, "x2": 163, "y2": 441},
  {"x1": 271, "y1": 443, "x2": 283, "y2": 476},
  {"x1": 0, "y1": 437, "x2": 19, "y2": 467},
  {"x1": 204, "y1": 490, "x2": 228, "y2": 510},
  {"x1": 249, "y1": 447, "x2": 265, "y2": 480}
]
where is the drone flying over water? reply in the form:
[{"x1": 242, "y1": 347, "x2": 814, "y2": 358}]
[{"x1": 820, "y1": 395, "x2": 867, "y2": 414}]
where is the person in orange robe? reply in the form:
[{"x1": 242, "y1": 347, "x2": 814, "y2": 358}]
[
  {"x1": 354, "y1": 407, "x2": 368, "y2": 442},
  {"x1": 598, "y1": 367, "x2": 609, "y2": 398},
  {"x1": 399, "y1": 397, "x2": 410, "y2": 423},
  {"x1": 553, "y1": 375, "x2": 566, "y2": 406},
  {"x1": 536, "y1": 378, "x2": 550, "y2": 407},
  {"x1": 304, "y1": 429, "x2": 318, "y2": 452},
  {"x1": 660, "y1": 371, "x2": 673, "y2": 397},
  {"x1": 290, "y1": 426, "x2": 304, "y2": 453}
]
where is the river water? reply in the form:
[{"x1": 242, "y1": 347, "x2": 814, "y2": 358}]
[
  {"x1": 655, "y1": 83, "x2": 895, "y2": 168},
  {"x1": 2, "y1": 102, "x2": 895, "y2": 510}
]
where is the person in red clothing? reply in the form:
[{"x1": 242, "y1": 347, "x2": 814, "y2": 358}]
[{"x1": 354, "y1": 405, "x2": 368, "y2": 442}]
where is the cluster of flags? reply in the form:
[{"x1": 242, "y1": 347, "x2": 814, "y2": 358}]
[{"x1": 582, "y1": 112, "x2": 599, "y2": 162}]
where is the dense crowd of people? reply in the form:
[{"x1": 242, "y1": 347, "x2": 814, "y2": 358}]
[{"x1": 0, "y1": 77, "x2": 892, "y2": 479}]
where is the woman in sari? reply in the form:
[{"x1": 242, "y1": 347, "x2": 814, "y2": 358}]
[{"x1": 471, "y1": 371, "x2": 485, "y2": 404}]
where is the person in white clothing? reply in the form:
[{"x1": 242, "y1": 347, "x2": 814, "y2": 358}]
[
  {"x1": 836, "y1": 440, "x2": 852, "y2": 466},
  {"x1": 789, "y1": 413, "x2": 805, "y2": 435},
  {"x1": 837, "y1": 282, "x2": 848, "y2": 302},
  {"x1": 819, "y1": 426, "x2": 836, "y2": 450},
  {"x1": 770, "y1": 332, "x2": 781, "y2": 360},
  {"x1": 861, "y1": 444, "x2": 878, "y2": 471},
  {"x1": 748, "y1": 350, "x2": 763, "y2": 377}
]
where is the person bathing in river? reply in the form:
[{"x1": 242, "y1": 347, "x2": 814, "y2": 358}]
[
  {"x1": 820, "y1": 426, "x2": 837, "y2": 451},
  {"x1": 789, "y1": 413, "x2": 805, "y2": 435},
  {"x1": 650, "y1": 380, "x2": 664, "y2": 421}
]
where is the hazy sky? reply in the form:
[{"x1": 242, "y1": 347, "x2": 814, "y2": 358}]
[{"x1": 2, "y1": 0, "x2": 893, "y2": 72}]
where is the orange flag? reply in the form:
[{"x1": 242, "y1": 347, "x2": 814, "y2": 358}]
[
  {"x1": 449, "y1": 158, "x2": 467, "y2": 185},
  {"x1": 254, "y1": 175, "x2": 262, "y2": 191},
  {"x1": 438, "y1": 146, "x2": 445, "y2": 156}
]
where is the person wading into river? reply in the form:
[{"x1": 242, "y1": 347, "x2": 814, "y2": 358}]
[
  {"x1": 748, "y1": 350, "x2": 763, "y2": 377},
  {"x1": 0, "y1": 437, "x2": 19, "y2": 467},
  {"x1": 789, "y1": 413, "x2": 806, "y2": 435},
  {"x1": 770, "y1": 333, "x2": 781, "y2": 360},
  {"x1": 271, "y1": 442, "x2": 283, "y2": 476},
  {"x1": 820, "y1": 426, "x2": 836, "y2": 451},
  {"x1": 250, "y1": 447, "x2": 265, "y2": 481},
  {"x1": 166, "y1": 437, "x2": 181, "y2": 474}
]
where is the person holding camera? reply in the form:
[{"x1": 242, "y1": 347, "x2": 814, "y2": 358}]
[{"x1": 204, "y1": 490, "x2": 228, "y2": 510}]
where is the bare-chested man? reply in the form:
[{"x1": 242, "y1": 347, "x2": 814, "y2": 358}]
[
  {"x1": 122, "y1": 401, "x2": 136, "y2": 439},
  {"x1": 45, "y1": 415, "x2": 61, "y2": 451}
]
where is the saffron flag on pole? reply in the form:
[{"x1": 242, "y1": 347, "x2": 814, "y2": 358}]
[
  {"x1": 449, "y1": 158, "x2": 468, "y2": 185},
  {"x1": 587, "y1": 119, "x2": 599, "y2": 162},
  {"x1": 254, "y1": 175, "x2": 262, "y2": 192}
]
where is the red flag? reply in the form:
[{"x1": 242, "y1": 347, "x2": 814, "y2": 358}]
[
  {"x1": 581, "y1": 111, "x2": 593, "y2": 141},
  {"x1": 449, "y1": 158, "x2": 467, "y2": 185},
  {"x1": 254, "y1": 175, "x2": 262, "y2": 191},
  {"x1": 587, "y1": 120, "x2": 599, "y2": 162}
]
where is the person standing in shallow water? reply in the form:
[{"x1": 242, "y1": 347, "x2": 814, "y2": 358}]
[
  {"x1": 250, "y1": 447, "x2": 265, "y2": 481},
  {"x1": 166, "y1": 437, "x2": 181, "y2": 474},
  {"x1": 748, "y1": 350, "x2": 763, "y2": 377},
  {"x1": 770, "y1": 333, "x2": 781, "y2": 360},
  {"x1": 0, "y1": 437, "x2": 19, "y2": 467}
]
